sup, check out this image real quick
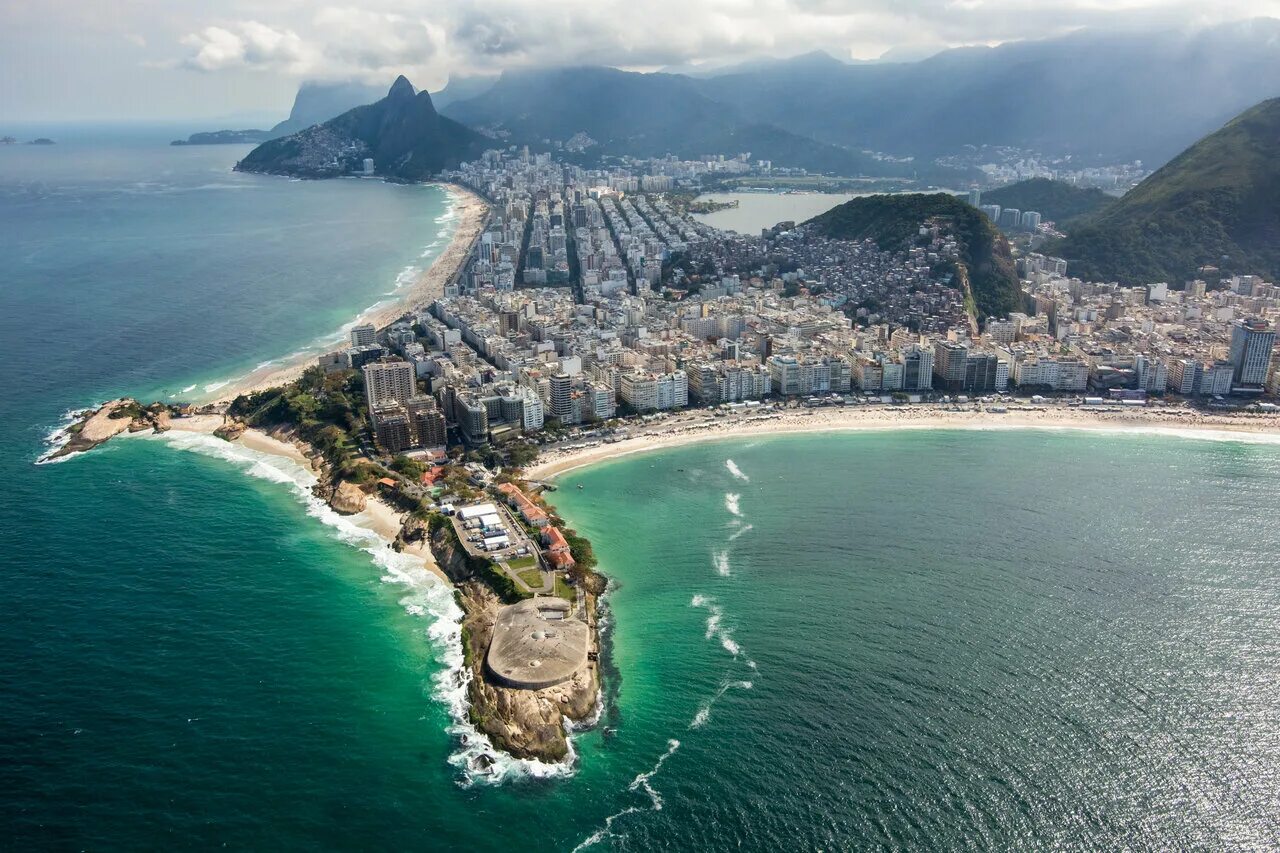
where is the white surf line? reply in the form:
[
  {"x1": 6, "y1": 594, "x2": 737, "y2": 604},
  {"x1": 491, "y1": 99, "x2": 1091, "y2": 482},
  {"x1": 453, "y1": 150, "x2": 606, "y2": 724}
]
[
  {"x1": 725, "y1": 458, "x2": 749, "y2": 482},
  {"x1": 724, "y1": 492, "x2": 742, "y2": 517},
  {"x1": 727, "y1": 523, "x2": 754, "y2": 542},
  {"x1": 142, "y1": 430, "x2": 574, "y2": 787},
  {"x1": 713, "y1": 549, "x2": 731, "y2": 577},
  {"x1": 690, "y1": 594, "x2": 756, "y2": 667},
  {"x1": 574, "y1": 589, "x2": 757, "y2": 849},
  {"x1": 572, "y1": 739, "x2": 682, "y2": 852},
  {"x1": 690, "y1": 679, "x2": 754, "y2": 730}
]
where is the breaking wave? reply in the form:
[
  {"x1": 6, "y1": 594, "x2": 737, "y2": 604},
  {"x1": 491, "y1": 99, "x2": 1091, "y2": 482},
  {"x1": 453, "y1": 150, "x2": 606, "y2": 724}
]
[
  {"x1": 725, "y1": 459, "x2": 749, "y2": 482},
  {"x1": 713, "y1": 550, "x2": 731, "y2": 577},
  {"x1": 141, "y1": 430, "x2": 573, "y2": 786},
  {"x1": 572, "y1": 739, "x2": 682, "y2": 852},
  {"x1": 724, "y1": 493, "x2": 742, "y2": 517}
]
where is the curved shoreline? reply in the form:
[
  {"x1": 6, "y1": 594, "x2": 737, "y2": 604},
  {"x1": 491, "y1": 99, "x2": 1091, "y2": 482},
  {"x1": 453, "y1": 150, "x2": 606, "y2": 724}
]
[
  {"x1": 528, "y1": 406, "x2": 1280, "y2": 480},
  {"x1": 204, "y1": 182, "x2": 489, "y2": 404}
]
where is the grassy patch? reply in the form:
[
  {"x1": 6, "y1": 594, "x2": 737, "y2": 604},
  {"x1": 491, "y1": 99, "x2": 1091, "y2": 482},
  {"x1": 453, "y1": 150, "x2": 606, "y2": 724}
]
[
  {"x1": 553, "y1": 574, "x2": 577, "y2": 603},
  {"x1": 515, "y1": 567, "x2": 544, "y2": 587}
]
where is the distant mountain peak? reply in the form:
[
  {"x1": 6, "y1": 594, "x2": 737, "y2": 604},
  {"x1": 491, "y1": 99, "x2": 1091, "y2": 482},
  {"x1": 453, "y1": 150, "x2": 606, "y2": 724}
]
[
  {"x1": 237, "y1": 74, "x2": 484, "y2": 181},
  {"x1": 388, "y1": 75, "x2": 417, "y2": 100}
]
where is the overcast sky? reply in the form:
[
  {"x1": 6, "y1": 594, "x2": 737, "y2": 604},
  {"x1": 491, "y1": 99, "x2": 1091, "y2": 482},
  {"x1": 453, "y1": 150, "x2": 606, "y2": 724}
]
[{"x1": 3, "y1": 0, "x2": 1279, "y2": 123}]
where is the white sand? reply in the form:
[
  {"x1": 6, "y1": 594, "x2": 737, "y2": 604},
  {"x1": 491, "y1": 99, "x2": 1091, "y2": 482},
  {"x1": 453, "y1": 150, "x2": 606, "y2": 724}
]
[
  {"x1": 527, "y1": 405, "x2": 1280, "y2": 480},
  {"x1": 162, "y1": 414, "x2": 449, "y2": 581},
  {"x1": 212, "y1": 184, "x2": 490, "y2": 403}
]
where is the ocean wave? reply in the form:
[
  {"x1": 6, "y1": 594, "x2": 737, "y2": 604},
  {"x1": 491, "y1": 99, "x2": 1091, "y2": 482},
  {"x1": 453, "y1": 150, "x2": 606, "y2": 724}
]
[
  {"x1": 725, "y1": 459, "x2": 749, "y2": 482},
  {"x1": 143, "y1": 430, "x2": 571, "y2": 786},
  {"x1": 724, "y1": 492, "x2": 742, "y2": 517},
  {"x1": 691, "y1": 593, "x2": 755, "y2": 666},
  {"x1": 727, "y1": 523, "x2": 754, "y2": 542},
  {"x1": 690, "y1": 680, "x2": 754, "y2": 729},
  {"x1": 35, "y1": 408, "x2": 93, "y2": 465},
  {"x1": 713, "y1": 550, "x2": 731, "y2": 577},
  {"x1": 572, "y1": 739, "x2": 682, "y2": 852}
]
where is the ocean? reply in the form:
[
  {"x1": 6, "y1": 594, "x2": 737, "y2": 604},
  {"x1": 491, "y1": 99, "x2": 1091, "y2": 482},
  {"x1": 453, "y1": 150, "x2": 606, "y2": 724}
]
[{"x1": 4, "y1": 136, "x2": 1280, "y2": 850}]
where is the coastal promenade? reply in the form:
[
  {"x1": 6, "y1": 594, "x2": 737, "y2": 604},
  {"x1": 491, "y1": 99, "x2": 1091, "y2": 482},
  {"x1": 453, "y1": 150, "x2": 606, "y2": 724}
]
[
  {"x1": 209, "y1": 184, "x2": 491, "y2": 404},
  {"x1": 527, "y1": 403, "x2": 1280, "y2": 480}
]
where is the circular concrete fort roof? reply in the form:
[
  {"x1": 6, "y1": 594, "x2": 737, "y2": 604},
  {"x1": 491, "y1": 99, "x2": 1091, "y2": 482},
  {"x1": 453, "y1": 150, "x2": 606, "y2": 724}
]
[{"x1": 485, "y1": 598, "x2": 590, "y2": 690}]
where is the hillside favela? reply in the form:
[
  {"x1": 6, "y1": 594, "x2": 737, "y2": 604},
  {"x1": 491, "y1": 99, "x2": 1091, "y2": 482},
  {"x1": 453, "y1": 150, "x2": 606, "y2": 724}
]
[{"x1": 4, "y1": 4, "x2": 1280, "y2": 851}]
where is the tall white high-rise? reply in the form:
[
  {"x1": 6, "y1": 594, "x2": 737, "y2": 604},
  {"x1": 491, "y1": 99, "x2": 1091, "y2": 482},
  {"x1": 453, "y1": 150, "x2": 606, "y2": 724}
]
[
  {"x1": 351, "y1": 323, "x2": 377, "y2": 347},
  {"x1": 363, "y1": 361, "x2": 416, "y2": 409},
  {"x1": 1228, "y1": 318, "x2": 1275, "y2": 386}
]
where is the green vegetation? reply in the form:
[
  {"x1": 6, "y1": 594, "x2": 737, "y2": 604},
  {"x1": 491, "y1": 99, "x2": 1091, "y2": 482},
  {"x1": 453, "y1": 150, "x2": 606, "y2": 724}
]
[
  {"x1": 553, "y1": 574, "x2": 577, "y2": 603},
  {"x1": 239, "y1": 76, "x2": 486, "y2": 181},
  {"x1": 505, "y1": 441, "x2": 539, "y2": 468},
  {"x1": 514, "y1": 566, "x2": 544, "y2": 588},
  {"x1": 980, "y1": 178, "x2": 1112, "y2": 224},
  {"x1": 228, "y1": 366, "x2": 372, "y2": 479},
  {"x1": 1054, "y1": 98, "x2": 1280, "y2": 284},
  {"x1": 389, "y1": 455, "x2": 427, "y2": 479},
  {"x1": 479, "y1": 560, "x2": 532, "y2": 603},
  {"x1": 507, "y1": 555, "x2": 538, "y2": 571},
  {"x1": 806, "y1": 193, "x2": 1020, "y2": 318}
]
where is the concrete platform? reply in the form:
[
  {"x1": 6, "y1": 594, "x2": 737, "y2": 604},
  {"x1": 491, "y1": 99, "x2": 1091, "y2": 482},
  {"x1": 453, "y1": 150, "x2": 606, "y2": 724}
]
[{"x1": 485, "y1": 598, "x2": 590, "y2": 690}]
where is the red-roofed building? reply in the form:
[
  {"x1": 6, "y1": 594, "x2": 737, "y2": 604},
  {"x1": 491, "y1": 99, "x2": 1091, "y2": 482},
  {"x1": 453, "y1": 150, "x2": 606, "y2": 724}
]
[
  {"x1": 542, "y1": 526, "x2": 576, "y2": 570},
  {"x1": 496, "y1": 482, "x2": 549, "y2": 527}
]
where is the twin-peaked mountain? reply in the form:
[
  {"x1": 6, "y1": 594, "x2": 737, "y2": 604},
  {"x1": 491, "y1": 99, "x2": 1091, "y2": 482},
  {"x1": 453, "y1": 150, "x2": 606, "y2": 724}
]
[
  {"x1": 237, "y1": 21, "x2": 1280, "y2": 182},
  {"x1": 236, "y1": 77, "x2": 486, "y2": 180}
]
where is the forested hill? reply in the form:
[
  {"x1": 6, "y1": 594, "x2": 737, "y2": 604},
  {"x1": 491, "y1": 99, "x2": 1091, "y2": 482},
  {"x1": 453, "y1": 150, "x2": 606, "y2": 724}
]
[
  {"x1": 980, "y1": 179, "x2": 1112, "y2": 224},
  {"x1": 807, "y1": 193, "x2": 1021, "y2": 318},
  {"x1": 237, "y1": 77, "x2": 486, "y2": 181},
  {"x1": 1053, "y1": 97, "x2": 1280, "y2": 284}
]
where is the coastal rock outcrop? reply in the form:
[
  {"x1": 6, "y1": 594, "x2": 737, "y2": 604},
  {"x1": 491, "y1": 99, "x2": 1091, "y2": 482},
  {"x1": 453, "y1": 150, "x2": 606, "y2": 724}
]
[
  {"x1": 457, "y1": 582, "x2": 599, "y2": 762},
  {"x1": 213, "y1": 420, "x2": 246, "y2": 442},
  {"x1": 432, "y1": 523, "x2": 601, "y2": 764},
  {"x1": 329, "y1": 480, "x2": 368, "y2": 514},
  {"x1": 43, "y1": 399, "x2": 179, "y2": 461}
]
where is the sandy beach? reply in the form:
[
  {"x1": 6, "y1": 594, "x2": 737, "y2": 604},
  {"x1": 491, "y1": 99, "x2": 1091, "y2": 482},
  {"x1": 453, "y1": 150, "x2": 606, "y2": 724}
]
[
  {"x1": 211, "y1": 183, "x2": 490, "y2": 403},
  {"x1": 162, "y1": 415, "x2": 448, "y2": 581},
  {"x1": 527, "y1": 404, "x2": 1280, "y2": 480}
]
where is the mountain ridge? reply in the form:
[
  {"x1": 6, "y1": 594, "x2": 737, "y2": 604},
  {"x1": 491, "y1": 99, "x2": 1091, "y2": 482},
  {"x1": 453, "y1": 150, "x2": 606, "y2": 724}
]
[
  {"x1": 1053, "y1": 97, "x2": 1280, "y2": 284},
  {"x1": 236, "y1": 77, "x2": 486, "y2": 181}
]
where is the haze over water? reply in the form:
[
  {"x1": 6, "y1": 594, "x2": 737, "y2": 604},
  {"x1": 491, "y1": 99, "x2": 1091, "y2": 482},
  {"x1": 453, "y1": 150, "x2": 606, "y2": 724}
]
[{"x1": 3, "y1": 138, "x2": 1280, "y2": 850}]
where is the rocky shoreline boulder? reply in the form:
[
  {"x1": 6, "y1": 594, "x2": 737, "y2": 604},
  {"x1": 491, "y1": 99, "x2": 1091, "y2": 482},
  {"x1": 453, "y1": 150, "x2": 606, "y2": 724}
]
[{"x1": 328, "y1": 480, "x2": 368, "y2": 514}]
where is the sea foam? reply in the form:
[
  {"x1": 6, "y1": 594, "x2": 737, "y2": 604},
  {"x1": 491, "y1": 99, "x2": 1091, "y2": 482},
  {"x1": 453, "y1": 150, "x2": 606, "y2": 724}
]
[
  {"x1": 143, "y1": 430, "x2": 574, "y2": 786},
  {"x1": 724, "y1": 493, "x2": 742, "y2": 517},
  {"x1": 725, "y1": 459, "x2": 749, "y2": 482},
  {"x1": 572, "y1": 739, "x2": 682, "y2": 851}
]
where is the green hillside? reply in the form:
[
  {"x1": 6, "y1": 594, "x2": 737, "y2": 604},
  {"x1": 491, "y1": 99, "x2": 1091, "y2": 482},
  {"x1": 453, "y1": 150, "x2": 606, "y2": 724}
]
[
  {"x1": 806, "y1": 193, "x2": 1021, "y2": 317},
  {"x1": 238, "y1": 77, "x2": 485, "y2": 181},
  {"x1": 980, "y1": 179, "x2": 1112, "y2": 223},
  {"x1": 1054, "y1": 97, "x2": 1280, "y2": 284}
]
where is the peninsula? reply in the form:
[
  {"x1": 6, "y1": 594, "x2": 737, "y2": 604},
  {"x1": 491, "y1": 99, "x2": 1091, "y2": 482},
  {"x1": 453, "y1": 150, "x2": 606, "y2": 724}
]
[{"x1": 44, "y1": 97, "x2": 1280, "y2": 769}]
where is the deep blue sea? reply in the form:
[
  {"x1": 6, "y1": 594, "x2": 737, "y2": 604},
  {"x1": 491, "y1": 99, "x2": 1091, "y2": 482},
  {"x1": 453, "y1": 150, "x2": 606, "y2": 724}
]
[{"x1": 3, "y1": 133, "x2": 1280, "y2": 850}]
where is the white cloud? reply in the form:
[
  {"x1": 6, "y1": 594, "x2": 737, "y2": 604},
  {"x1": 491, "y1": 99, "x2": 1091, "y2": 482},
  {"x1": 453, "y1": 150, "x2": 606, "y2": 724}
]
[
  {"x1": 165, "y1": 0, "x2": 1280, "y2": 84},
  {"x1": 181, "y1": 20, "x2": 314, "y2": 73}
]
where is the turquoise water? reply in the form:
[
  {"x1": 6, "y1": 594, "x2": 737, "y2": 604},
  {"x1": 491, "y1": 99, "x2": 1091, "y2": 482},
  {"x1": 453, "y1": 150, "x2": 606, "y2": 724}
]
[{"x1": 4, "y1": 138, "x2": 1280, "y2": 850}]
